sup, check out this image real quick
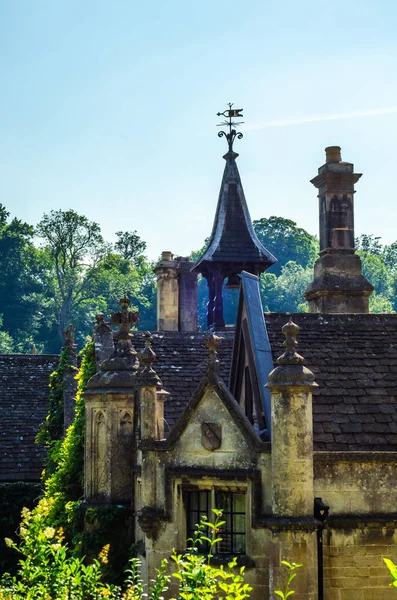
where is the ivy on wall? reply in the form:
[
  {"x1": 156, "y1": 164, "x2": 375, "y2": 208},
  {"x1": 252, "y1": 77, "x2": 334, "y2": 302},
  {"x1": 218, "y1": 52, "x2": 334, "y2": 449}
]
[
  {"x1": 2, "y1": 339, "x2": 97, "y2": 578},
  {"x1": 36, "y1": 344, "x2": 78, "y2": 479}
]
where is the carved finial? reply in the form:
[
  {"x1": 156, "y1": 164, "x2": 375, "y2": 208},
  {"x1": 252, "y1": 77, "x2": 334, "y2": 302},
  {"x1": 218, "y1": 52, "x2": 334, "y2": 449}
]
[
  {"x1": 95, "y1": 313, "x2": 106, "y2": 326},
  {"x1": 217, "y1": 103, "x2": 244, "y2": 158},
  {"x1": 278, "y1": 318, "x2": 302, "y2": 365},
  {"x1": 62, "y1": 324, "x2": 76, "y2": 351},
  {"x1": 266, "y1": 318, "x2": 317, "y2": 388},
  {"x1": 110, "y1": 296, "x2": 139, "y2": 356},
  {"x1": 31, "y1": 343, "x2": 37, "y2": 355},
  {"x1": 205, "y1": 332, "x2": 224, "y2": 372},
  {"x1": 139, "y1": 332, "x2": 156, "y2": 372},
  {"x1": 137, "y1": 332, "x2": 161, "y2": 385}
]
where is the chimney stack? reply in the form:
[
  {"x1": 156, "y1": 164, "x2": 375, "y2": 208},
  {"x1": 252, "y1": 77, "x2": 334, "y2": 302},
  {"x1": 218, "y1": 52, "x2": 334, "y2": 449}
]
[
  {"x1": 304, "y1": 147, "x2": 373, "y2": 313},
  {"x1": 154, "y1": 252, "x2": 198, "y2": 331}
]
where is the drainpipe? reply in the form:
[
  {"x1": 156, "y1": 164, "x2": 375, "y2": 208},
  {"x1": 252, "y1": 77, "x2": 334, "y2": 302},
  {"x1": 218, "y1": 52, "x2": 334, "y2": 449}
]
[{"x1": 314, "y1": 497, "x2": 330, "y2": 600}]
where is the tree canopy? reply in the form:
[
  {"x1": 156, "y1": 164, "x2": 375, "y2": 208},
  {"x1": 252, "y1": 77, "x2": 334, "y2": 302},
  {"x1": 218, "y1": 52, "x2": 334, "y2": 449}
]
[
  {"x1": 0, "y1": 204, "x2": 396, "y2": 353},
  {"x1": 253, "y1": 216, "x2": 319, "y2": 275}
]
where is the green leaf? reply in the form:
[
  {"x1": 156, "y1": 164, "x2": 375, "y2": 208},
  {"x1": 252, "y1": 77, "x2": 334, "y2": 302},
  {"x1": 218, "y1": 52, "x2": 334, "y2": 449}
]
[
  {"x1": 281, "y1": 561, "x2": 292, "y2": 568},
  {"x1": 275, "y1": 591, "x2": 285, "y2": 599},
  {"x1": 384, "y1": 558, "x2": 397, "y2": 581}
]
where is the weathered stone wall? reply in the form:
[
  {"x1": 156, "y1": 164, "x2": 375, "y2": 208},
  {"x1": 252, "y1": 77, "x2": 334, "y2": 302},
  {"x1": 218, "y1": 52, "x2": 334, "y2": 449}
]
[
  {"x1": 314, "y1": 453, "x2": 397, "y2": 600},
  {"x1": 323, "y1": 526, "x2": 397, "y2": 600},
  {"x1": 314, "y1": 453, "x2": 397, "y2": 514},
  {"x1": 135, "y1": 385, "x2": 273, "y2": 599}
]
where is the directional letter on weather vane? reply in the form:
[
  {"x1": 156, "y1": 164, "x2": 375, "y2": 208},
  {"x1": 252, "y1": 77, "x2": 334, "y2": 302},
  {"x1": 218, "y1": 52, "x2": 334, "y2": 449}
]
[{"x1": 217, "y1": 103, "x2": 244, "y2": 153}]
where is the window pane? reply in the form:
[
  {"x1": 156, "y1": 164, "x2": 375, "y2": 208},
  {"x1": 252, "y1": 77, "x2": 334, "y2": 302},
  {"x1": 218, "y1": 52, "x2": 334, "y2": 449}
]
[
  {"x1": 233, "y1": 534, "x2": 246, "y2": 554},
  {"x1": 233, "y1": 513, "x2": 245, "y2": 532},
  {"x1": 190, "y1": 492, "x2": 198, "y2": 511},
  {"x1": 233, "y1": 494, "x2": 245, "y2": 512},
  {"x1": 199, "y1": 492, "x2": 209, "y2": 512},
  {"x1": 217, "y1": 492, "x2": 231, "y2": 512},
  {"x1": 218, "y1": 534, "x2": 232, "y2": 554}
]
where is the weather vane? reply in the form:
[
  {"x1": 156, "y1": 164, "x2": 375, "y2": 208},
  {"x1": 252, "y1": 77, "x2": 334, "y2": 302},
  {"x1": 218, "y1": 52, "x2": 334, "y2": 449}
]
[{"x1": 217, "y1": 103, "x2": 244, "y2": 153}]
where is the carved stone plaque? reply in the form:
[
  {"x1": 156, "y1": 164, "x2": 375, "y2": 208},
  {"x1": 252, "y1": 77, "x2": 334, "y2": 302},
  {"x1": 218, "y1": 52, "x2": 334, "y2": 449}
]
[{"x1": 201, "y1": 422, "x2": 222, "y2": 451}]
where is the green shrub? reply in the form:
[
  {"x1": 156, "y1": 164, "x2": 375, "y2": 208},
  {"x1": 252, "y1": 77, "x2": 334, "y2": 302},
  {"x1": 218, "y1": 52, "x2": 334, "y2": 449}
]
[{"x1": 0, "y1": 509, "x2": 252, "y2": 600}]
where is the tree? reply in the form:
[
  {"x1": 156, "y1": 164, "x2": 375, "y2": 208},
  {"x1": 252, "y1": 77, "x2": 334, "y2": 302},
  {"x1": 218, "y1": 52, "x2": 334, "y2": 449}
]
[
  {"x1": 115, "y1": 230, "x2": 147, "y2": 262},
  {"x1": 253, "y1": 216, "x2": 318, "y2": 275},
  {"x1": 355, "y1": 234, "x2": 382, "y2": 255},
  {"x1": 260, "y1": 261, "x2": 311, "y2": 313},
  {"x1": 73, "y1": 253, "x2": 157, "y2": 336},
  {"x1": 0, "y1": 316, "x2": 14, "y2": 353},
  {"x1": 36, "y1": 210, "x2": 108, "y2": 346},
  {"x1": 0, "y1": 204, "x2": 45, "y2": 351}
]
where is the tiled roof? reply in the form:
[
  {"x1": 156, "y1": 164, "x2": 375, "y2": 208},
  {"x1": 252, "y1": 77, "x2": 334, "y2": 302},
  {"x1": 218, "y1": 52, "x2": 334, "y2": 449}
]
[
  {"x1": 0, "y1": 355, "x2": 58, "y2": 481},
  {"x1": 265, "y1": 313, "x2": 397, "y2": 452},
  {"x1": 133, "y1": 331, "x2": 235, "y2": 431},
  {"x1": 3, "y1": 311, "x2": 397, "y2": 483}
]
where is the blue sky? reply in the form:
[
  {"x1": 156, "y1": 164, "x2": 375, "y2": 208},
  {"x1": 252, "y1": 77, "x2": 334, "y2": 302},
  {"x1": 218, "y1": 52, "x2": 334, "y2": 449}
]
[{"x1": 1, "y1": 0, "x2": 397, "y2": 260}]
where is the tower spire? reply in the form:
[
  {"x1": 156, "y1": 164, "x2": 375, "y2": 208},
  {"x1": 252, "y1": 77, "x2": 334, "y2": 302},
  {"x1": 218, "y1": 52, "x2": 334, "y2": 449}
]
[{"x1": 192, "y1": 105, "x2": 277, "y2": 329}]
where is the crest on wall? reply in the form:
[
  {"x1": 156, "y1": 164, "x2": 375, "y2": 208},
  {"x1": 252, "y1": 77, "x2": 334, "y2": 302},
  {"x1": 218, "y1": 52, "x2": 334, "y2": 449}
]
[{"x1": 201, "y1": 422, "x2": 222, "y2": 451}]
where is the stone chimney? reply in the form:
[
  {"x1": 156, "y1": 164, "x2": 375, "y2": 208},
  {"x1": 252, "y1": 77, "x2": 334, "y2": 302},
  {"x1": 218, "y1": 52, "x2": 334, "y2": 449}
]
[
  {"x1": 154, "y1": 252, "x2": 198, "y2": 332},
  {"x1": 304, "y1": 146, "x2": 373, "y2": 313}
]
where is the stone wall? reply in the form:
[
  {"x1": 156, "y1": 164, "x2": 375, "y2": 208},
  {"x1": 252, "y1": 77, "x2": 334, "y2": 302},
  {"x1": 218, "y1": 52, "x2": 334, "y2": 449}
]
[
  {"x1": 323, "y1": 526, "x2": 397, "y2": 600},
  {"x1": 314, "y1": 452, "x2": 397, "y2": 600}
]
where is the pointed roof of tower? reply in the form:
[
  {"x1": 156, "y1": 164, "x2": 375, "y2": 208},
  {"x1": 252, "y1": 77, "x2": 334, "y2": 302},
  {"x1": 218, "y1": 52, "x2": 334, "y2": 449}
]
[{"x1": 192, "y1": 150, "x2": 277, "y2": 273}]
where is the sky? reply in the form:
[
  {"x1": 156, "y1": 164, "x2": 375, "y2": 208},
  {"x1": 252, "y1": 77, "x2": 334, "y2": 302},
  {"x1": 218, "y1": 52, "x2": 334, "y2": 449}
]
[{"x1": 1, "y1": 0, "x2": 397, "y2": 260}]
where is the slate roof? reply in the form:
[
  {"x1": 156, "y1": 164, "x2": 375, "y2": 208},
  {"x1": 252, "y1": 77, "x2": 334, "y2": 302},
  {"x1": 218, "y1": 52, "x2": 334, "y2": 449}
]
[
  {"x1": 0, "y1": 355, "x2": 58, "y2": 481},
  {"x1": 3, "y1": 311, "x2": 397, "y2": 482},
  {"x1": 133, "y1": 331, "x2": 235, "y2": 431},
  {"x1": 192, "y1": 155, "x2": 276, "y2": 272},
  {"x1": 265, "y1": 313, "x2": 397, "y2": 452}
]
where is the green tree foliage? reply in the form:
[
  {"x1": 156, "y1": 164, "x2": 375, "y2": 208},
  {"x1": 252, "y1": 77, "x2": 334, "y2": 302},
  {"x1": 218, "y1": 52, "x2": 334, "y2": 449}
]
[
  {"x1": 0, "y1": 317, "x2": 14, "y2": 353},
  {"x1": 36, "y1": 210, "x2": 108, "y2": 346},
  {"x1": 260, "y1": 262, "x2": 312, "y2": 313},
  {"x1": 253, "y1": 216, "x2": 319, "y2": 275},
  {"x1": 0, "y1": 205, "x2": 45, "y2": 352},
  {"x1": 115, "y1": 230, "x2": 147, "y2": 262},
  {"x1": 0, "y1": 205, "x2": 156, "y2": 353},
  {"x1": 355, "y1": 235, "x2": 397, "y2": 313}
]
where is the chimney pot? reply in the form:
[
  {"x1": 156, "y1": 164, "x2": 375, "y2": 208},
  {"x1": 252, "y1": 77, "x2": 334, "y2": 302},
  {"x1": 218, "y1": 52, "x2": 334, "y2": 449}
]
[
  {"x1": 325, "y1": 146, "x2": 342, "y2": 163},
  {"x1": 161, "y1": 251, "x2": 173, "y2": 261}
]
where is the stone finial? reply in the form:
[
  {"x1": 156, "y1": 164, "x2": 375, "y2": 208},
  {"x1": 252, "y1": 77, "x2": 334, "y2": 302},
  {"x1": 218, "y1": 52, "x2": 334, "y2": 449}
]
[
  {"x1": 95, "y1": 313, "x2": 106, "y2": 326},
  {"x1": 277, "y1": 318, "x2": 304, "y2": 366},
  {"x1": 110, "y1": 296, "x2": 139, "y2": 356},
  {"x1": 266, "y1": 319, "x2": 317, "y2": 388},
  {"x1": 87, "y1": 297, "x2": 139, "y2": 390},
  {"x1": 62, "y1": 323, "x2": 76, "y2": 350},
  {"x1": 205, "y1": 332, "x2": 224, "y2": 372},
  {"x1": 31, "y1": 343, "x2": 37, "y2": 355},
  {"x1": 62, "y1": 323, "x2": 77, "y2": 365},
  {"x1": 137, "y1": 332, "x2": 161, "y2": 385}
]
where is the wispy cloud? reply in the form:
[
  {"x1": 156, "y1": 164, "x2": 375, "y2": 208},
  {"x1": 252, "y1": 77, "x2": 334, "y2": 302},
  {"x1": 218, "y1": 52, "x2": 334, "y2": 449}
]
[{"x1": 242, "y1": 107, "x2": 397, "y2": 131}]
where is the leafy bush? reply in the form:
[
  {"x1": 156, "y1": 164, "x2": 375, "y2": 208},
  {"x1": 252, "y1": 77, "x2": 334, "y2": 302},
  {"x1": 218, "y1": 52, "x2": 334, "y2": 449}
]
[{"x1": 0, "y1": 509, "x2": 252, "y2": 600}]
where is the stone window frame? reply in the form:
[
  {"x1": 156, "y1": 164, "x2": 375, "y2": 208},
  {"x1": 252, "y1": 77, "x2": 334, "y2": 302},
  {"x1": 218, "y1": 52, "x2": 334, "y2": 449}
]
[{"x1": 182, "y1": 482, "x2": 248, "y2": 557}]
